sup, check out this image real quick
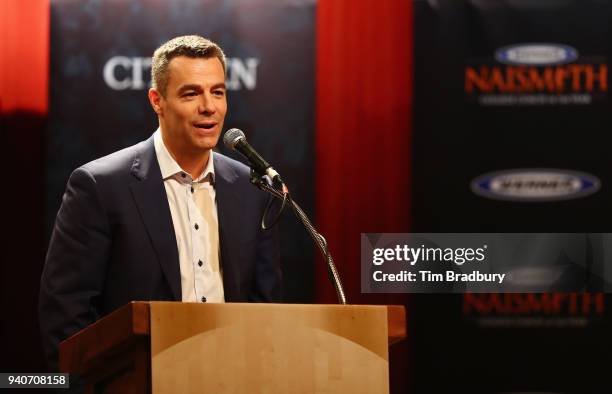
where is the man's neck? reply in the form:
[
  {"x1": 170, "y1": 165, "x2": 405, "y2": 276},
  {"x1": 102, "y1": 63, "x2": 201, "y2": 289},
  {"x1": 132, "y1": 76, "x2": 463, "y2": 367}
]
[{"x1": 160, "y1": 132, "x2": 210, "y2": 179}]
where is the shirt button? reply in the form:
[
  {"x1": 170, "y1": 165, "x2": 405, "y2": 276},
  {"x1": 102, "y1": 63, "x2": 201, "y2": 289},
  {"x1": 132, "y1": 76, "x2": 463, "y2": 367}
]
[
  {"x1": 201, "y1": 296, "x2": 207, "y2": 303},
  {"x1": 198, "y1": 260, "x2": 203, "y2": 267},
  {"x1": 191, "y1": 186, "x2": 194, "y2": 193},
  {"x1": 195, "y1": 224, "x2": 199, "y2": 230}
]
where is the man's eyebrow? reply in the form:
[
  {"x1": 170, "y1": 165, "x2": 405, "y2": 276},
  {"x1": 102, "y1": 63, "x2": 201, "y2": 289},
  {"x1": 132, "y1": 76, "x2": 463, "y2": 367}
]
[
  {"x1": 177, "y1": 84, "x2": 202, "y2": 93},
  {"x1": 211, "y1": 82, "x2": 227, "y2": 90}
]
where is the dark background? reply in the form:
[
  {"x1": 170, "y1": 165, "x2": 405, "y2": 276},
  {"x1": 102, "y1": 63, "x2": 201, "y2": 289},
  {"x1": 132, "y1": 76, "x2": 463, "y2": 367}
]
[
  {"x1": 410, "y1": 1, "x2": 612, "y2": 393},
  {"x1": 3, "y1": 0, "x2": 612, "y2": 393}
]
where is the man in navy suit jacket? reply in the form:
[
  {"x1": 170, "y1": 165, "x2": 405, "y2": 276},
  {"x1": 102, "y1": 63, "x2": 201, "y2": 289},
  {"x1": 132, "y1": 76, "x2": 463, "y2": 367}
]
[{"x1": 39, "y1": 35, "x2": 282, "y2": 370}]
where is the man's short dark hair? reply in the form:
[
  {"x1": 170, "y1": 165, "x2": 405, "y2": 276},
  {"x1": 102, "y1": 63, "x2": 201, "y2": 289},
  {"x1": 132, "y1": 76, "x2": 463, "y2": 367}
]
[{"x1": 151, "y1": 35, "x2": 226, "y2": 96}]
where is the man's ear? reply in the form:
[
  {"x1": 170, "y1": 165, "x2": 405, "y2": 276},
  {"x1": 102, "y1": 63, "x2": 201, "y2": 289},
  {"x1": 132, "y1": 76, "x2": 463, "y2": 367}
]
[{"x1": 148, "y1": 88, "x2": 163, "y2": 116}]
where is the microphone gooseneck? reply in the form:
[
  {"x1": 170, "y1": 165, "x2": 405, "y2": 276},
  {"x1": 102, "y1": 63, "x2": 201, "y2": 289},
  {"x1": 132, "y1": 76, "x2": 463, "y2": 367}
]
[{"x1": 222, "y1": 129, "x2": 348, "y2": 305}]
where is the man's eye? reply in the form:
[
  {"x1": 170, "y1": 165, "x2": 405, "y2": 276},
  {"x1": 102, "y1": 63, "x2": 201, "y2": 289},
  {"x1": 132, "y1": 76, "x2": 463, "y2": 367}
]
[
  {"x1": 183, "y1": 92, "x2": 197, "y2": 97},
  {"x1": 213, "y1": 90, "x2": 225, "y2": 97}
]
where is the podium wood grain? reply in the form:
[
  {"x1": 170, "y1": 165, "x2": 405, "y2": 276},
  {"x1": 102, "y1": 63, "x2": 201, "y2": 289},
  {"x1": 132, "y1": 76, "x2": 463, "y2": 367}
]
[
  {"x1": 59, "y1": 302, "x2": 406, "y2": 394},
  {"x1": 150, "y1": 302, "x2": 390, "y2": 393}
]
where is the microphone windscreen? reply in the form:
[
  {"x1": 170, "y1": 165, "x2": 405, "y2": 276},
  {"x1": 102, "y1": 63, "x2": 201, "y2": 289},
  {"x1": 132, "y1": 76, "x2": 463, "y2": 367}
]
[{"x1": 223, "y1": 128, "x2": 245, "y2": 150}]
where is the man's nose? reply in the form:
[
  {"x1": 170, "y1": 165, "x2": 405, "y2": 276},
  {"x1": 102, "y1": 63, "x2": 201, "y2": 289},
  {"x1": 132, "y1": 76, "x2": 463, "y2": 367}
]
[{"x1": 198, "y1": 93, "x2": 216, "y2": 115}]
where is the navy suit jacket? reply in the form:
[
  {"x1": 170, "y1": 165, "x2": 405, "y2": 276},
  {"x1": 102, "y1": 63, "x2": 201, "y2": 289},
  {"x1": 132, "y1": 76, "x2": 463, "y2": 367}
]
[{"x1": 39, "y1": 135, "x2": 282, "y2": 369}]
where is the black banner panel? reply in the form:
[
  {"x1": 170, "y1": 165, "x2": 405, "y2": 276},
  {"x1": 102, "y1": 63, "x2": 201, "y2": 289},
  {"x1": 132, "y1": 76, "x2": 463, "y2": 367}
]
[
  {"x1": 412, "y1": 1, "x2": 612, "y2": 393},
  {"x1": 47, "y1": 0, "x2": 316, "y2": 301}
]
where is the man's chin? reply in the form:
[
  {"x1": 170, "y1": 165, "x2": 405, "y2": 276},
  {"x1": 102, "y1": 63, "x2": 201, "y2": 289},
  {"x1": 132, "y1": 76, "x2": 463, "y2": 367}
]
[{"x1": 193, "y1": 137, "x2": 220, "y2": 152}]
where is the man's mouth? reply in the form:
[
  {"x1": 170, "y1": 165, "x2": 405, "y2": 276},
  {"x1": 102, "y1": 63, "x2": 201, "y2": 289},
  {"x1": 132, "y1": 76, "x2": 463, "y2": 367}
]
[{"x1": 194, "y1": 122, "x2": 217, "y2": 130}]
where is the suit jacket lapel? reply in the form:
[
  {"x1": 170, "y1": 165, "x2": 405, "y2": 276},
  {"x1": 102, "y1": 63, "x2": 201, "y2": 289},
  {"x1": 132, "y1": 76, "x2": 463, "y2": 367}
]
[
  {"x1": 214, "y1": 154, "x2": 242, "y2": 301},
  {"x1": 129, "y1": 137, "x2": 181, "y2": 301}
]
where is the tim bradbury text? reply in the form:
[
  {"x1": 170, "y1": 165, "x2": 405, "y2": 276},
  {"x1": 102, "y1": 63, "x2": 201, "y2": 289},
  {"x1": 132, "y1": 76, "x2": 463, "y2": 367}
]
[{"x1": 373, "y1": 270, "x2": 506, "y2": 284}]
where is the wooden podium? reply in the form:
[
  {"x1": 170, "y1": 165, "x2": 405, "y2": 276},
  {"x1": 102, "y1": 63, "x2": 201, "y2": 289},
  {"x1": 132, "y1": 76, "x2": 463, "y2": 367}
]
[{"x1": 59, "y1": 302, "x2": 406, "y2": 393}]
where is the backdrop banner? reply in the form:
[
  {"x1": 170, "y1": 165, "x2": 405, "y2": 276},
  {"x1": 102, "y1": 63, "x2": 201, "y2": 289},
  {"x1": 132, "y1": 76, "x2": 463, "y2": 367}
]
[
  {"x1": 411, "y1": 1, "x2": 612, "y2": 392},
  {"x1": 47, "y1": 0, "x2": 316, "y2": 301}
]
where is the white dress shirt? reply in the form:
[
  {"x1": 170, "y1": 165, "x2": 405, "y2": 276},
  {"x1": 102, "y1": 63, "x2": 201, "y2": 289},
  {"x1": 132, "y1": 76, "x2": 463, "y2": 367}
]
[{"x1": 153, "y1": 129, "x2": 225, "y2": 303}]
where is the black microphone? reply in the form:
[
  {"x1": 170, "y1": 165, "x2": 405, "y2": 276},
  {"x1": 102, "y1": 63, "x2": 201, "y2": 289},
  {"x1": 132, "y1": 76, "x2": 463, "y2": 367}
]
[{"x1": 223, "y1": 128, "x2": 283, "y2": 185}]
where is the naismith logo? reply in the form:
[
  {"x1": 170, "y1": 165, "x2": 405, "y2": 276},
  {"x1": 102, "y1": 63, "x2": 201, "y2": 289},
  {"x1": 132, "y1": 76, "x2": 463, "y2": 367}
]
[
  {"x1": 471, "y1": 169, "x2": 601, "y2": 201},
  {"x1": 465, "y1": 43, "x2": 607, "y2": 106}
]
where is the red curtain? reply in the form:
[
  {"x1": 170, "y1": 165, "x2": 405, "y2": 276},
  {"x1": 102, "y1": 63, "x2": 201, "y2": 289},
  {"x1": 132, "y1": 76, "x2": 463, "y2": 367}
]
[
  {"x1": 0, "y1": 0, "x2": 49, "y2": 373},
  {"x1": 315, "y1": 0, "x2": 413, "y2": 304},
  {"x1": 0, "y1": 0, "x2": 48, "y2": 114}
]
